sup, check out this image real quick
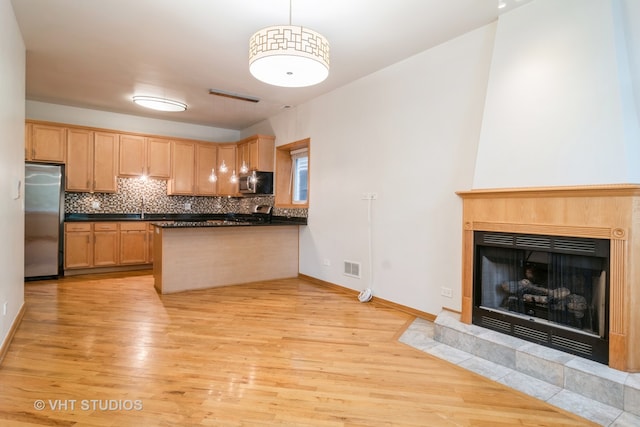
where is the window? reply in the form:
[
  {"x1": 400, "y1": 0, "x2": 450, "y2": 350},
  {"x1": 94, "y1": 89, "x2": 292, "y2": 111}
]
[
  {"x1": 275, "y1": 138, "x2": 310, "y2": 208},
  {"x1": 291, "y1": 148, "x2": 308, "y2": 204}
]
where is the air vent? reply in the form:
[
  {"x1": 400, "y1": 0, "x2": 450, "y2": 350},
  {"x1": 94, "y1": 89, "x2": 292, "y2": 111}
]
[
  {"x1": 553, "y1": 238, "x2": 597, "y2": 254},
  {"x1": 208, "y1": 88, "x2": 260, "y2": 103},
  {"x1": 344, "y1": 261, "x2": 361, "y2": 278},
  {"x1": 481, "y1": 316, "x2": 511, "y2": 333},
  {"x1": 551, "y1": 335, "x2": 593, "y2": 356},
  {"x1": 514, "y1": 324, "x2": 549, "y2": 342},
  {"x1": 483, "y1": 233, "x2": 514, "y2": 246},
  {"x1": 515, "y1": 235, "x2": 551, "y2": 249}
]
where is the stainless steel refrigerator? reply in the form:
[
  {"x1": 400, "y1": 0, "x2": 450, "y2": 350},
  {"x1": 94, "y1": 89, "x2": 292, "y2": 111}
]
[{"x1": 24, "y1": 163, "x2": 64, "y2": 279}]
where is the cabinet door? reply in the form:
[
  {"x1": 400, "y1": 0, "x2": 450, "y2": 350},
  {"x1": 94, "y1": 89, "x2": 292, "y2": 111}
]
[
  {"x1": 237, "y1": 142, "x2": 250, "y2": 173},
  {"x1": 31, "y1": 124, "x2": 66, "y2": 163},
  {"x1": 66, "y1": 128, "x2": 93, "y2": 192},
  {"x1": 217, "y1": 144, "x2": 237, "y2": 195},
  {"x1": 25, "y1": 122, "x2": 32, "y2": 160},
  {"x1": 120, "y1": 223, "x2": 148, "y2": 264},
  {"x1": 64, "y1": 223, "x2": 93, "y2": 269},
  {"x1": 195, "y1": 143, "x2": 217, "y2": 196},
  {"x1": 147, "y1": 223, "x2": 154, "y2": 264},
  {"x1": 251, "y1": 135, "x2": 275, "y2": 171},
  {"x1": 147, "y1": 138, "x2": 172, "y2": 178},
  {"x1": 168, "y1": 141, "x2": 195, "y2": 195},
  {"x1": 93, "y1": 223, "x2": 119, "y2": 266},
  {"x1": 93, "y1": 132, "x2": 119, "y2": 193},
  {"x1": 119, "y1": 134, "x2": 146, "y2": 176}
]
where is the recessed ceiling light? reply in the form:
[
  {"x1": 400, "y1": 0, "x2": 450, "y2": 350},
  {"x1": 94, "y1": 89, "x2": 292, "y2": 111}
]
[
  {"x1": 498, "y1": 1, "x2": 507, "y2": 8},
  {"x1": 132, "y1": 96, "x2": 187, "y2": 112}
]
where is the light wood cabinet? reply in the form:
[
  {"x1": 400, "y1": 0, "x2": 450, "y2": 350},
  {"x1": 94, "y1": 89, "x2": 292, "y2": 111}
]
[
  {"x1": 64, "y1": 223, "x2": 93, "y2": 269},
  {"x1": 93, "y1": 222, "x2": 119, "y2": 266},
  {"x1": 195, "y1": 143, "x2": 217, "y2": 196},
  {"x1": 93, "y1": 132, "x2": 119, "y2": 192},
  {"x1": 119, "y1": 222, "x2": 148, "y2": 265},
  {"x1": 65, "y1": 221, "x2": 154, "y2": 271},
  {"x1": 25, "y1": 122, "x2": 32, "y2": 160},
  {"x1": 216, "y1": 144, "x2": 238, "y2": 196},
  {"x1": 66, "y1": 129, "x2": 118, "y2": 193},
  {"x1": 28, "y1": 123, "x2": 66, "y2": 163},
  {"x1": 237, "y1": 135, "x2": 275, "y2": 172},
  {"x1": 147, "y1": 223, "x2": 155, "y2": 264},
  {"x1": 168, "y1": 140, "x2": 195, "y2": 195},
  {"x1": 119, "y1": 135, "x2": 171, "y2": 178}
]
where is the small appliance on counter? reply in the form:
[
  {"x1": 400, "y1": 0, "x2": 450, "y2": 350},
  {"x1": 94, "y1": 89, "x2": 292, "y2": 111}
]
[{"x1": 238, "y1": 171, "x2": 273, "y2": 195}]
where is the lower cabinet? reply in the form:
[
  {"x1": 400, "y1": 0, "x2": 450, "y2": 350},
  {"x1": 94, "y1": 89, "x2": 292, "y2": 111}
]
[
  {"x1": 64, "y1": 223, "x2": 93, "y2": 269},
  {"x1": 64, "y1": 221, "x2": 153, "y2": 271},
  {"x1": 93, "y1": 222, "x2": 119, "y2": 266},
  {"x1": 119, "y1": 223, "x2": 148, "y2": 265}
]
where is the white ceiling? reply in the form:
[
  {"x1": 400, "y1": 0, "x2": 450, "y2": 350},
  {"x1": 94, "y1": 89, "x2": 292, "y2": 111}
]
[{"x1": 11, "y1": 0, "x2": 531, "y2": 130}]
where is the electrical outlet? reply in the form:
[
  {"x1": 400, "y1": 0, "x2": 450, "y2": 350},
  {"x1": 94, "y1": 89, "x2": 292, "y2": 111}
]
[
  {"x1": 91, "y1": 201, "x2": 100, "y2": 209},
  {"x1": 184, "y1": 202, "x2": 192, "y2": 211},
  {"x1": 361, "y1": 192, "x2": 378, "y2": 200},
  {"x1": 441, "y1": 287, "x2": 453, "y2": 298},
  {"x1": 323, "y1": 259, "x2": 331, "y2": 266}
]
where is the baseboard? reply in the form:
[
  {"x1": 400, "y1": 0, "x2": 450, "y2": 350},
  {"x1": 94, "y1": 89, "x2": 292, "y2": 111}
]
[
  {"x1": 64, "y1": 264, "x2": 152, "y2": 276},
  {"x1": 298, "y1": 274, "x2": 436, "y2": 322},
  {"x1": 0, "y1": 302, "x2": 26, "y2": 365}
]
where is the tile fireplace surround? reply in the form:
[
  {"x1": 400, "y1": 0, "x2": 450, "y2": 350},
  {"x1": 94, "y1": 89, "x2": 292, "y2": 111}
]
[{"x1": 457, "y1": 185, "x2": 640, "y2": 373}]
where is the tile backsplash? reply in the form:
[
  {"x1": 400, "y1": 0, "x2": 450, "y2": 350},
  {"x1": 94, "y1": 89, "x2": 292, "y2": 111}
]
[{"x1": 65, "y1": 177, "x2": 308, "y2": 218}]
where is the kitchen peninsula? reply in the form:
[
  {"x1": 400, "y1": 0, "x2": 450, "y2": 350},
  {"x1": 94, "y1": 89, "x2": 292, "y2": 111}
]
[{"x1": 151, "y1": 220, "x2": 301, "y2": 294}]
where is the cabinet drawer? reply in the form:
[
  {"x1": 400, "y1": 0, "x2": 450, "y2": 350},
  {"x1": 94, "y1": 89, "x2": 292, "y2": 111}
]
[
  {"x1": 93, "y1": 222, "x2": 119, "y2": 231},
  {"x1": 120, "y1": 222, "x2": 148, "y2": 231},
  {"x1": 65, "y1": 222, "x2": 91, "y2": 232}
]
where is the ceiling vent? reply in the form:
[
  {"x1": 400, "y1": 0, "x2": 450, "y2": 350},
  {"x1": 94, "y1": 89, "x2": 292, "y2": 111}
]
[{"x1": 208, "y1": 89, "x2": 260, "y2": 103}]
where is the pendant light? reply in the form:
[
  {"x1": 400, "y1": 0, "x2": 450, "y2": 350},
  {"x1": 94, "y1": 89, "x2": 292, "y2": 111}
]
[{"x1": 248, "y1": 0, "x2": 329, "y2": 87}]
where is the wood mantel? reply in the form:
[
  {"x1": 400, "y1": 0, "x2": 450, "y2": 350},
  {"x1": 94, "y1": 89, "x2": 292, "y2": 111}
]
[{"x1": 457, "y1": 184, "x2": 640, "y2": 372}]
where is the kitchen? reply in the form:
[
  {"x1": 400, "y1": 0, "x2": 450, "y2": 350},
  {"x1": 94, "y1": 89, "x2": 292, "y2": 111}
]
[{"x1": 25, "y1": 121, "x2": 307, "y2": 288}]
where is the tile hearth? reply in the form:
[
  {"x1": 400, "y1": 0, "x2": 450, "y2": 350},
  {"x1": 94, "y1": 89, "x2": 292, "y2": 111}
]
[{"x1": 399, "y1": 312, "x2": 640, "y2": 426}]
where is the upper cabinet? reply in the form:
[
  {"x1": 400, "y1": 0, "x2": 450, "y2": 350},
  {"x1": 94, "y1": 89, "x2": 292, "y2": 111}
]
[
  {"x1": 167, "y1": 140, "x2": 195, "y2": 195},
  {"x1": 66, "y1": 129, "x2": 118, "y2": 193},
  {"x1": 119, "y1": 134, "x2": 171, "y2": 178},
  {"x1": 216, "y1": 144, "x2": 238, "y2": 196},
  {"x1": 27, "y1": 123, "x2": 66, "y2": 163},
  {"x1": 195, "y1": 143, "x2": 217, "y2": 196},
  {"x1": 237, "y1": 135, "x2": 275, "y2": 172}
]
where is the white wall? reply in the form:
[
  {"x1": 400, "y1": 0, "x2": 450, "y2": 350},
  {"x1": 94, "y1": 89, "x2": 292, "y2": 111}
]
[
  {"x1": 0, "y1": 0, "x2": 26, "y2": 348},
  {"x1": 26, "y1": 100, "x2": 240, "y2": 142},
  {"x1": 473, "y1": 0, "x2": 640, "y2": 188},
  {"x1": 244, "y1": 24, "x2": 497, "y2": 314}
]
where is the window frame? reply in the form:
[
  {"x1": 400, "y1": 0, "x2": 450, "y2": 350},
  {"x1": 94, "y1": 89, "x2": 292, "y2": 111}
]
[{"x1": 275, "y1": 138, "x2": 310, "y2": 209}]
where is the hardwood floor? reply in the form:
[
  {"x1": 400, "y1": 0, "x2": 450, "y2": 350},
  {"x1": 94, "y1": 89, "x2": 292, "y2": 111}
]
[{"x1": 0, "y1": 273, "x2": 595, "y2": 426}]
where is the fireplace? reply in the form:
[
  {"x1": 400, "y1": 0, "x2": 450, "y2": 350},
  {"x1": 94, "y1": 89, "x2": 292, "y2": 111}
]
[
  {"x1": 473, "y1": 231, "x2": 609, "y2": 364},
  {"x1": 457, "y1": 185, "x2": 640, "y2": 372}
]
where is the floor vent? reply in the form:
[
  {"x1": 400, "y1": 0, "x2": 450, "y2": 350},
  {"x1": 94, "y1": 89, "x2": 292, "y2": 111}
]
[{"x1": 343, "y1": 261, "x2": 361, "y2": 278}]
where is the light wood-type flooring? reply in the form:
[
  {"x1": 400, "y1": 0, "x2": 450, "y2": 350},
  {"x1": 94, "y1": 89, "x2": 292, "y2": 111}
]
[{"x1": 0, "y1": 272, "x2": 595, "y2": 426}]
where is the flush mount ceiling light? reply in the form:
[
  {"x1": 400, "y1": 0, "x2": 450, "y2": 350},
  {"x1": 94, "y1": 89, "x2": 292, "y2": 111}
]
[
  {"x1": 248, "y1": 0, "x2": 330, "y2": 88},
  {"x1": 132, "y1": 96, "x2": 187, "y2": 112}
]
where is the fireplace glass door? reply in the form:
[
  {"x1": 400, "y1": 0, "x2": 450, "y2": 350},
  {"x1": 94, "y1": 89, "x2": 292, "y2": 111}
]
[{"x1": 473, "y1": 232, "x2": 609, "y2": 363}]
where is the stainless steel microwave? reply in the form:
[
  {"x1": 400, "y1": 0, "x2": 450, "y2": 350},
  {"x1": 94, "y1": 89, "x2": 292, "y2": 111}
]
[{"x1": 238, "y1": 171, "x2": 273, "y2": 195}]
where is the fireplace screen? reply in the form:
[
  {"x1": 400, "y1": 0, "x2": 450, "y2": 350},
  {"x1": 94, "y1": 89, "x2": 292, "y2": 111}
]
[{"x1": 473, "y1": 232, "x2": 609, "y2": 363}]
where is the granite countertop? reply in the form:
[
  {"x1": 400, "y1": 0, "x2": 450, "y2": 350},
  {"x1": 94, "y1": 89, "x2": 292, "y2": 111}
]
[{"x1": 64, "y1": 213, "x2": 307, "y2": 226}]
